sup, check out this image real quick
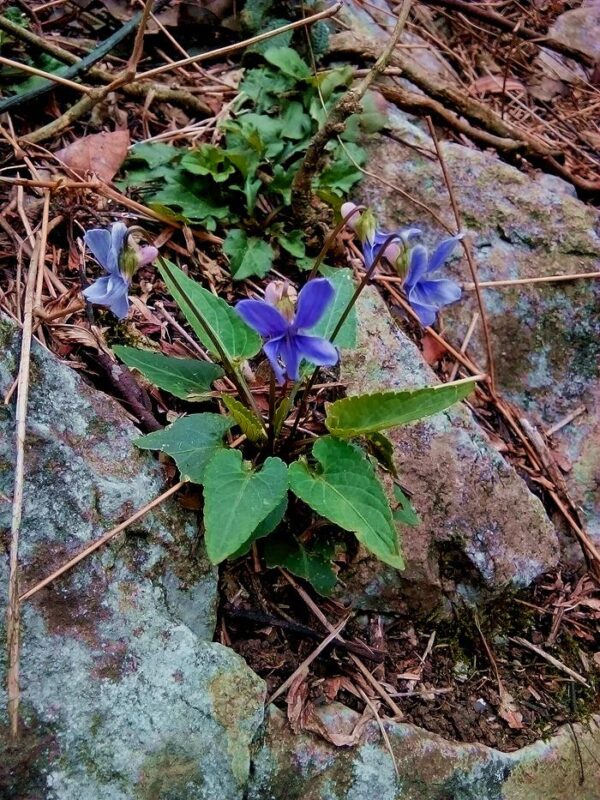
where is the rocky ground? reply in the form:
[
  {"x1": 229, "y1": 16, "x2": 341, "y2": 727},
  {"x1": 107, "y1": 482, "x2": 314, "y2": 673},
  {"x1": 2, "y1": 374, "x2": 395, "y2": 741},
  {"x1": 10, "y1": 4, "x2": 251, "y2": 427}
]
[{"x1": 1, "y1": 0, "x2": 600, "y2": 798}]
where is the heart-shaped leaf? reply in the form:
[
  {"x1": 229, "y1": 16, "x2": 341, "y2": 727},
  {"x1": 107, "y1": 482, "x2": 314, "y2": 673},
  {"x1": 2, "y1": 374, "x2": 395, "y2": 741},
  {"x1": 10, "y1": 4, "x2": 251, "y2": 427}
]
[
  {"x1": 203, "y1": 450, "x2": 288, "y2": 564},
  {"x1": 229, "y1": 496, "x2": 288, "y2": 559},
  {"x1": 114, "y1": 346, "x2": 223, "y2": 400},
  {"x1": 264, "y1": 536, "x2": 337, "y2": 596},
  {"x1": 135, "y1": 413, "x2": 232, "y2": 484},
  {"x1": 325, "y1": 377, "x2": 476, "y2": 437},
  {"x1": 158, "y1": 259, "x2": 261, "y2": 362},
  {"x1": 289, "y1": 437, "x2": 404, "y2": 570}
]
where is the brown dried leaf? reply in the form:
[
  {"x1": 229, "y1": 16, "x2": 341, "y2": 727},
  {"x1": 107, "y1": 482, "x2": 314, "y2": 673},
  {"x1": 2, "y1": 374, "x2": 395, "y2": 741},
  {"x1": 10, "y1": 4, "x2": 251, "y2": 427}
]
[
  {"x1": 303, "y1": 704, "x2": 373, "y2": 747},
  {"x1": 286, "y1": 672, "x2": 310, "y2": 734},
  {"x1": 498, "y1": 685, "x2": 524, "y2": 730},
  {"x1": 421, "y1": 332, "x2": 447, "y2": 365},
  {"x1": 50, "y1": 324, "x2": 101, "y2": 351},
  {"x1": 56, "y1": 130, "x2": 130, "y2": 183}
]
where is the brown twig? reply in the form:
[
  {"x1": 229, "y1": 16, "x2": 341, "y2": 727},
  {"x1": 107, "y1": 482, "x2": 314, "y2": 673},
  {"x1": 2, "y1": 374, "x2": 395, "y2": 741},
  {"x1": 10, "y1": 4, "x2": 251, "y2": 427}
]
[
  {"x1": 426, "y1": 117, "x2": 496, "y2": 394},
  {"x1": 510, "y1": 637, "x2": 590, "y2": 687},
  {"x1": 5, "y1": 192, "x2": 49, "y2": 740},
  {"x1": 19, "y1": 481, "x2": 186, "y2": 602}
]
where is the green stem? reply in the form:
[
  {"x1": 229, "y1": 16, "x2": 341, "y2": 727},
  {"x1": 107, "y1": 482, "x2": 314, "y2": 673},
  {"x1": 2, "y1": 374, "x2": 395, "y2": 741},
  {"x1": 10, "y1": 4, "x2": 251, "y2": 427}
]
[
  {"x1": 307, "y1": 204, "x2": 365, "y2": 281},
  {"x1": 158, "y1": 257, "x2": 266, "y2": 432},
  {"x1": 285, "y1": 233, "x2": 400, "y2": 448}
]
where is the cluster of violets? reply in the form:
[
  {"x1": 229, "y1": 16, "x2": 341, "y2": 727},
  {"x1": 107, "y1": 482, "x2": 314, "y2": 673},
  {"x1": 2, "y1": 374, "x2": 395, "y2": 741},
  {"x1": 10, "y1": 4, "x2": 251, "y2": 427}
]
[{"x1": 82, "y1": 207, "x2": 463, "y2": 383}]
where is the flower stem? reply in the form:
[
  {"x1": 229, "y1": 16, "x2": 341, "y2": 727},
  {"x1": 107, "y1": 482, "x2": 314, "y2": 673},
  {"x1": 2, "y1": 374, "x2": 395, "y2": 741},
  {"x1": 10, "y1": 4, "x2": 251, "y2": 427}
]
[
  {"x1": 307, "y1": 204, "x2": 365, "y2": 281},
  {"x1": 284, "y1": 233, "x2": 400, "y2": 449},
  {"x1": 158, "y1": 257, "x2": 266, "y2": 431}
]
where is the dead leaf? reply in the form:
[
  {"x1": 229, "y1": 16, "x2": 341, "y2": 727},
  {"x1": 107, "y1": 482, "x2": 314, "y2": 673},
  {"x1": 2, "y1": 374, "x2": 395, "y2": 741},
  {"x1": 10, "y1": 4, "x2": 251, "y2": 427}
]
[
  {"x1": 498, "y1": 685, "x2": 524, "y2": 730},
  {"x1": 50, "y1": 324, "x2": 102, "y2": 351},
  {"x1": 303, "y1": 703, "x2": 373, "y2": 747},
  {"x1": 56, "y1": 130, "x2": 130, "y2": 183},
  {"x1": 421, "y1": 332, "x2": 447, "y2": 365},
  {"x1": 322, "y1": 676, "x2": 343, "y2": 703},
  {"x1": 286, "y1": 672, "x2": 310, "y2": 734}
]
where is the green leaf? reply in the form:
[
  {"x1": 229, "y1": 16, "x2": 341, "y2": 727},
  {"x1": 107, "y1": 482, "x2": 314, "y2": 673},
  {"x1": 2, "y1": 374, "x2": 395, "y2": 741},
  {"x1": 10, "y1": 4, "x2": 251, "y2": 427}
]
[
  {"x1": 264, "y1": 536, "x2": 337, "y2": 596},
  {"x1": 311, "y1": 267, "x2": 357, "y2": 349},
  {"x1": 392, "y1": 485, "x2": 420, "y2": 528},
  {"x1": 221, "y1": 395, "x2": 266, "y2": 443},
  {"x1": 277, "y1": 229, "x2": 305, "y2": 259},
  {"x1": 229, "y1": 496, "x2": 288, "y2": 559},
  {"x1": 113, "y1": 346, "x2": 223, "y2": 401},
  {"x1": 312, "y1": 66, "x2": 353, "y2": 101},
  {"x1": 152, "y1": 177, "x2": 229, "y2": 225},
  {"x1": 181, "y1": 145, "x2": 235, "y2": 183},
  {"x1": 325, "y1": 377, "x2": 477, "y2": 437},
  {"x1": 366, "y1": 431, "x2": 397, "y2": 478},
  {"x1": 223, "y1": 229, "x2": 274, "y2": 280},
  {"x1": 288, "y1": 437, "x2": 404, "y2": 570},
  {"x1": 127, "y1": 142, "x2": 178, "y2": 169},
  {"x1": 158, "y1": 259, "x2": 261, "y2": 362},
  {"x1": 281, "y1": 101, "x2": 311, "y2": 140},
  {"x1": 203, "y1": 450, "x2": 288, "y2": 563},
  {"x1": 135, "y1": 413, "x2": 232, "y2": 483},
  {"x1": 264, "y1": 47, "x2": 311, "y2": 80}
]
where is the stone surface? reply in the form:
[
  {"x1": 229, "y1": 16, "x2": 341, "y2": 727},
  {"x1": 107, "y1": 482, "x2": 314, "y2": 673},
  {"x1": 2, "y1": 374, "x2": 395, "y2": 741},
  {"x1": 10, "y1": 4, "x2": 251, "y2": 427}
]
[
  {"x1": 0, "y1": 318, "x2": 265, "y2": 799},
  {"x1": 335, "y1": 288, "x2": 558, "y2": 611},
  {"x1": 529, "y1": 3, "x2": 600, "y2": 100},
  {"x1": 356, "y1": 109, "x2": 600, "y2": 557},
  {"x1": 249, "y1": 705, "x2": 600, "y2": 800}
]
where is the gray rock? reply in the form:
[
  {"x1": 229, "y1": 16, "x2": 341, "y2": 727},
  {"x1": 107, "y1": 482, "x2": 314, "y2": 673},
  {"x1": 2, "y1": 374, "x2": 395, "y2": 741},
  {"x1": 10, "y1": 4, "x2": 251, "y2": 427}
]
[
  {"x1": 355, "y1": 109, "x2": 600, "y2": 559},
  {"x1": 529, "y1": 4, "x2": 600, "y2": 100},
  {"x1": 336, "y1": 288, "x2": 558, "y2": 611},
  {"x1": 249, "y1": 705, "x2": 600, "y2": 800},
  {"x1": 0, "y1": 318, "x2": 265, "y2": 799}
]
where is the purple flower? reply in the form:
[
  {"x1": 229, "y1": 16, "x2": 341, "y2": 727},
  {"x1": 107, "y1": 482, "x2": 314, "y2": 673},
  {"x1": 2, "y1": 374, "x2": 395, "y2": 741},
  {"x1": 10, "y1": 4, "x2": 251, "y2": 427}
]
[
  {"x1": 236, "y1": 278, "x2": 339, "y2": 383},
  {"x1": 82, "y1": 222, "x2": 158, "y2": 319},
  {"x1": 341, "y1": 202, "x2": 420, "y2": 270},
  {"x1": 404, "y1": 236, "x2": 463, "y2": 326}
]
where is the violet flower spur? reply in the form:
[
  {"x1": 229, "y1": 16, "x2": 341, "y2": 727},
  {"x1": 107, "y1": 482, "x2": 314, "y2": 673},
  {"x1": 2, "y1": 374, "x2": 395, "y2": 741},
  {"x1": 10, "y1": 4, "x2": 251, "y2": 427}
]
[
  {"x1": 341, "y1": 202, "x2": 420, "y2": 270},
  {"x1": 236, "y1": 278, "x2": 339, "y2": 384},
  {"x1": 404, "y1": 236, "x2": 463, "y2": 327},
  {"x1": 82, "y1": 222, "x2": 158, "y2": 319}
]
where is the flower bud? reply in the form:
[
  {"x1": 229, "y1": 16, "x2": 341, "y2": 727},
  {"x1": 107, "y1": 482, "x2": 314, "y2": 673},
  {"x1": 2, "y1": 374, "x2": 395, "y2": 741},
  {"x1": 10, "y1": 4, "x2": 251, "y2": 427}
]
[
  {"x1": 119, "y1": 231, "x2": 158, "y2": 279},
  {"x1": 264, "y1": 280, "x2": 297, "y2": 321}
]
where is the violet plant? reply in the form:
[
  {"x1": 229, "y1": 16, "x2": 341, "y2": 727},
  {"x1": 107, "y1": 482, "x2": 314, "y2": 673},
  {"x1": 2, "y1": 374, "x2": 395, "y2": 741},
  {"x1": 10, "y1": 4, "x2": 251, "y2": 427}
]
[{"x1": 85, "y1": 220, "x2": 475, "y2": 594}]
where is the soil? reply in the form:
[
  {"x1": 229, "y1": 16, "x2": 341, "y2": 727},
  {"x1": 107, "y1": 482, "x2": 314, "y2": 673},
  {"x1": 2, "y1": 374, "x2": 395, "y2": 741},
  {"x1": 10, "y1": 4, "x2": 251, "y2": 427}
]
[{"x1": 221, "y1": 564, "x2": 600, "y2": 751}]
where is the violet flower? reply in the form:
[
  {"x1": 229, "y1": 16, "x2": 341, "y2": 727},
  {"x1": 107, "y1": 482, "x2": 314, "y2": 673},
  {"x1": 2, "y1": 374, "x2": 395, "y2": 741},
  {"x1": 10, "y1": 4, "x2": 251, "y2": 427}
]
[
  {"x1": 236, "y1": 278, "x2": 339, "y2": 384},
  {"x1": 404, "y1": 236, "x2": 463, "y2": 326},
  {"x1": 341, "y1": 202, "x2": 420, "y2": 270},
  {"x1": 82, "y1": 222, "x2": 158, "y2": 319}
]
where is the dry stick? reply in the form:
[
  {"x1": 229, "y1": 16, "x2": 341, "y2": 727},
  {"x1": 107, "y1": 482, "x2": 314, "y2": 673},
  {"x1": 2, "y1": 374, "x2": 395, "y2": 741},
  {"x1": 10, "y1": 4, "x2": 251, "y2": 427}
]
[
  {"x1": 19, "y1": 481, "x2": 185, "y2": 603},
  {"x1": 0, "y1": 55, "x2": 92, "y2": 94},
  {"x1": 292, "y1": 0, "x2": 414, "y2": 223},
  {"x1": 356, "y1": 685, "x2": 400, "y2": 781},
  {"x1": 466, "y1": 272, "x2": 600, "y2": 289},
  {"x1": 268, "y1": 615, "x2": 351, "y2": 704},
  {"x1": 426, "y1": 117, "x2": 496, "y2": 395},
  {"x1": 449, "y1": 312, "x2": 479, "y2": 381},
  {"x1": 136, "y1": 4, "x2": 342, "y2": 81},
  {"x1": 281, "y1": 570, "x2": 404, "y2": 718},
  {"x1": 510, "y1": 637, "x2": 590, "y2": 687},
  {"x1": 6, "y1": 225, "x2": 45, "y2": 740},
  {"x1": 0, "y1": 14, "x2": 211, "y2": 117},
  {"x1": 419, "y1": 0, "x2": 596, "y2": 68}
]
